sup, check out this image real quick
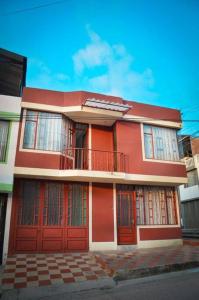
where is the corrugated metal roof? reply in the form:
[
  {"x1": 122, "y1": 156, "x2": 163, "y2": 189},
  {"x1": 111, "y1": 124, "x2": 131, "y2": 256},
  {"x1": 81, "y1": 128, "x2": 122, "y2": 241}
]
[{"x1": 84, "y1": 98, "x2": 132, "y2": 112}]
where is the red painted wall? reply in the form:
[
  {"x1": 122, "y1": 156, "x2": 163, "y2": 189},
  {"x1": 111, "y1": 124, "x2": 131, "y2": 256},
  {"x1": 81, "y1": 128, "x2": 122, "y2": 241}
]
[
  {"x1": 15, "y1": 151, "x2": 61, "y2": 169},
  {"x1": 115, "y1": 121, "x2": 186, "y2": 177},
  {"x1": 22, "y1": 88, "x2": 123, "y2": 107},
  {"x1": 92, "y1": 183, "x2": 114, "y2": 242},
  {"x1": 124, "y1": 99, "x2": 181, "y2": 122},
  {"x1": 91, "y1": 126, "x2": 114, "y2": 171},
  {"x1": 92, "y1": 125, "x2": 113, "y2": 151},
  {"x1": 23, "y1": 87, "x2": 181, "y2": 123},
  {"x1": 139, "y1": 227, "x2": 182, "y2": 240}
]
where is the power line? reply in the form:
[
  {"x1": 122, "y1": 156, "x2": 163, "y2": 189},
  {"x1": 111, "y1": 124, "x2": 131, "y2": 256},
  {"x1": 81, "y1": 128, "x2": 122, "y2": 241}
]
[{"x1": 0, "y1": 0, "x2": 68, "y2": 17}]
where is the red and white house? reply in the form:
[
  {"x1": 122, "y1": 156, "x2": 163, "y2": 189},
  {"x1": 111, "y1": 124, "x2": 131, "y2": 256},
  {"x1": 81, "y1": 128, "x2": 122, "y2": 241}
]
[{"x1": 7, "y1": 87, "x2": 187, "y2": 255}]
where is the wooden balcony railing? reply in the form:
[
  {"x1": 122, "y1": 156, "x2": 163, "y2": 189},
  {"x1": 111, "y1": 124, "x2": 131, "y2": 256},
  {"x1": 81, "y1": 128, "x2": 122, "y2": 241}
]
[{"x1": 60, "y1": 148, "x2": 127, "y2": 173}]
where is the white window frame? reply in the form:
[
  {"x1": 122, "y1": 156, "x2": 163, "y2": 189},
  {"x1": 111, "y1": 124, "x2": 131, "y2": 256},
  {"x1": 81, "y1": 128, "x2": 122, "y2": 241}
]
[
  {"x1": 19, "y1": 109, "x2": 73, "y2": 155},
  {"x1": 141, "y1": 123, "x2": 184, "y2": 165}
]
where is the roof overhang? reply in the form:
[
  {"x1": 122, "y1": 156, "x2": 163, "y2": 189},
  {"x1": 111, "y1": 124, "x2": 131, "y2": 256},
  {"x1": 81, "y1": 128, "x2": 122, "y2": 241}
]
[{"x1": 84, "y1": 98, "x2": 132, "y2": 113}]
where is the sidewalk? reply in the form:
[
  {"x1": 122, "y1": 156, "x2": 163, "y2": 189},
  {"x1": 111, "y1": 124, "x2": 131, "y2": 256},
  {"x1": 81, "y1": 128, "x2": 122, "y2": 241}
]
[
  {"x1": 0, "y1": 252, "x2": 111, "y2": 294},
  {"x1": 95, "y1": 245, "x2": 199, "y2": 281},
  {"x1": 1, "y1": 245, "x2": 199, "y2": 299}
]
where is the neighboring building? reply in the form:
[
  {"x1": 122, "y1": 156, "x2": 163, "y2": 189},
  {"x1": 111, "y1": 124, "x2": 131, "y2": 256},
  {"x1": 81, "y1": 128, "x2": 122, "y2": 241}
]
[
  {"x1": 4, "y1": 87, "x2": 187, "y2": 256},
  {"x1": 0, "y1": 49, "x2": 27, "y2": 264},
  {"x1": 0, "y1": 48, "x2": 27, "y2": 97},
  {"x1": 178, "y1": 136, "x2": 199, "y2": 231}
]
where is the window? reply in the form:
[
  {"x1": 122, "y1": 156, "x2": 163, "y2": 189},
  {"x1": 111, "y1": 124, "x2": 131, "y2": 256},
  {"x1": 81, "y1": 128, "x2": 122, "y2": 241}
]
[
  {"x1": 185, "y1": 169, "x2": 198, "y2": 188},
  {"x1": 143, "y1": 125, "x2": 179, "y2": 161},
  {"x1": 18, "y1": 181, "x2": 40, "y2": 225},
  {"x1": 23, "y1": 110, "x2": 73, "y2": 152},
  {"x1": 136, "y1": 186, "x2": 177, "y2": 225},
  {"x1": 0, "y1": 120, "x2": 9, "y2": 162},
  {"x1": 43, "y1": 183, "x2": 64, "y2": 225},
  {"x1": 68, "y1": 184, "x2": 87, "y2": 226}
]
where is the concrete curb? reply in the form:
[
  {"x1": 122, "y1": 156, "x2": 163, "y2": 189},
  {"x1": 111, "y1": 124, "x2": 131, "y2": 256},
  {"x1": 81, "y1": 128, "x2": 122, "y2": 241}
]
[
  {"x1": 1, "y1": 278, "x2": 115, "y2": 300},
  {"x1": 113, "y1": 261, "x2": 199, "y2": 282}
]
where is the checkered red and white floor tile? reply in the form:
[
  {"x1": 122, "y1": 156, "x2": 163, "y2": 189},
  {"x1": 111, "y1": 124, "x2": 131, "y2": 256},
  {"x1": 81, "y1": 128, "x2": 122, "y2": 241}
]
[{"x1": 1, "y1": 253, "x2": 111, "y2": 291}]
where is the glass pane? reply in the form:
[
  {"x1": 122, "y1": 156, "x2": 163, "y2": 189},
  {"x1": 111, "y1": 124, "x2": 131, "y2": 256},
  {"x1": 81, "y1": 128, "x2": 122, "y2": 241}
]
[
  {"x1": 23, "y1": 121, "x2": 36, "y2": 149},
  {"x1": 18, "y1": 181, "x2": 39, "y2": 225},
  {"x1": 0, "y1": 120, "x2": 9, "y2": 162},
  {"x1": 144, "y1": 134, "x2": 153, "y2": 158},
  {"x1": 43, "y1": 183, "x2": 64, "y2": 226},
  {"x1": 36, "y1": 112, "x2": 62, "y2": 151},
  {"x1": 68, "y1": 184, "x2": 87, "y2": 226},
  {"x1": 152, "y1": 126, "x2": 179, "y2": 161},
  {"x1": 144, "y1": 125, "x2": 152, "y2": 134},
  {"x1": 117, "y1": 192, "x2": 132, "y2": 226}
]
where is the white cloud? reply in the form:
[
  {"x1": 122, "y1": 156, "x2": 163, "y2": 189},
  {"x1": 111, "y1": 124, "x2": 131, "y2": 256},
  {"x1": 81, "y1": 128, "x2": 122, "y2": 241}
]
[
  {"x1": 72, "y1": 27, "x2": 157, "y2": 101},
  {"x1": 27, "y1": 58, "x2": 70, "y2": 91}
]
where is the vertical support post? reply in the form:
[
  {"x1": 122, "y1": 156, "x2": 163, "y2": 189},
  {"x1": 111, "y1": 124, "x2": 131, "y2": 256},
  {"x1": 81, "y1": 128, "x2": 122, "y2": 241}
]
[
  {"x1": 89, "y1": 182, "x2": 92, "y2": 249},
  {"x1": 88, "y1": 124, "x2": 92, "y2": 171},
  {"x1": 3, "y1": 193, "x2": 12, "y2": 265},
  {"x1": 113, "y1": 183, "x2": 117, "y2": 246}
]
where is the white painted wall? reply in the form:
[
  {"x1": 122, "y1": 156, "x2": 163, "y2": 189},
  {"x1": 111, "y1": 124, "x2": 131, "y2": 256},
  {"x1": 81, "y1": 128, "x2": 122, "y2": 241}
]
[
  {"x1": 179, "y1": 185, "x2": 199, "y2": 202},
  {"x1": 2, "y1": 193, "x2": 12, "y2": 264},
  {"x1": 179, "y1": 154, "x2": 199, "y2": 202},
  {"x1": 0, "y1": 95, "x2": 21, "y2": 187}
]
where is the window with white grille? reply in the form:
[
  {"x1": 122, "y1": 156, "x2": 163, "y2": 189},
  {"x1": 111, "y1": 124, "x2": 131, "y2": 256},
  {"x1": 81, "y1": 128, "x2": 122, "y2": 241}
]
[{"x1": 144, "y1": 125, "x2": 179, "y2": 161}]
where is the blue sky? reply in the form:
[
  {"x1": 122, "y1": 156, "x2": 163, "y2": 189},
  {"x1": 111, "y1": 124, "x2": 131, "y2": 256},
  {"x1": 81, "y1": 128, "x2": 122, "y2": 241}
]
[{"x1": 0, "y1": 0, "x2": 199, "y2": 135}]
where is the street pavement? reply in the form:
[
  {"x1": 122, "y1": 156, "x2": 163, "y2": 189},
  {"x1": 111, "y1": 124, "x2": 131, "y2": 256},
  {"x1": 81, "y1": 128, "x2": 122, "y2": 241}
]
[{"x1": 2, "y1": 267, "x2": 199, "y2": 299}]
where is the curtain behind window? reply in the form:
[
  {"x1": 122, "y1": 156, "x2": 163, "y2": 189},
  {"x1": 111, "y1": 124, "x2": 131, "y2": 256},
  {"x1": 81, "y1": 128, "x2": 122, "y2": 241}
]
[
  {"x1": 36, "y1": 112, "x2": 62, "y2": 151},
  {"x1": 144, "y1": 125, "x2": 179, "y2": 161},
  {"x1": 23, "y1": 110, "x2": 72, "y2": 152}
]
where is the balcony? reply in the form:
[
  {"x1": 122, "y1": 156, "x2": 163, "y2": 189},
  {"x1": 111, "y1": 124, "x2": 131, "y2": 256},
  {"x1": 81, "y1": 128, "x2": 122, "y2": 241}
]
[{"x1": 60, "y1": 148, "x2": 127, "y2": 173}]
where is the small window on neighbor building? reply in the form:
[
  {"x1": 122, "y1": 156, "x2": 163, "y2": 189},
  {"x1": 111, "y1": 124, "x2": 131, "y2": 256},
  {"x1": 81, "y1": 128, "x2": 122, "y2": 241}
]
[
  {"x1": 185, "y1": 169, "x2": 199, "y2": 188},
  {"x1": 143, "y1": 125, "x2": 179, "y2": 161},
  {"x1": 0, "y1": 120, "x2": 9, "y2": 162}
]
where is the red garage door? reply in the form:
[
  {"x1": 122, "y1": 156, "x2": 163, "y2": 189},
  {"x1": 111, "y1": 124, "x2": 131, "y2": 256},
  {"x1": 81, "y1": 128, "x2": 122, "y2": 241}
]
[{"x1": 9, "y1": 180, "x2": 88, "y2": 253}]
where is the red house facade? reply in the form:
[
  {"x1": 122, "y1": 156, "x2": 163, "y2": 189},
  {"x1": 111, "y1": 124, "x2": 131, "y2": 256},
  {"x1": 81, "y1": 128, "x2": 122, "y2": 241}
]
[{"x1": 8, "y1": 87, "x2": 187, "y2": 254}]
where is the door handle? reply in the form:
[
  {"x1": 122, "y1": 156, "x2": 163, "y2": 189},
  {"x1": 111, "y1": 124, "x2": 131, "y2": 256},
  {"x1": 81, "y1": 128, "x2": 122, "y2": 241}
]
[{"x1": 131, "y1": 219, "x2": 134, "y2": 225}]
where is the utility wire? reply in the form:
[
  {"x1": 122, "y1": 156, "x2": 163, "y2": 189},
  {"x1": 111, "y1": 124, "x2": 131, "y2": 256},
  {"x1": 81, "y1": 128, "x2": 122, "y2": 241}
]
[{"x1": 0, "y1": 0, "x2": 68, "y2": 17}]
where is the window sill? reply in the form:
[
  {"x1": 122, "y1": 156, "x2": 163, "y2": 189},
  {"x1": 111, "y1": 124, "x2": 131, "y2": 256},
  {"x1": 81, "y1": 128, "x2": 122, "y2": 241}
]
[
  {"x1": 143, "y1": 158, "x2": 185, "y2": 165},
  {"x1": 19, "y1": 148, "x2": 62, "y2": 155}
]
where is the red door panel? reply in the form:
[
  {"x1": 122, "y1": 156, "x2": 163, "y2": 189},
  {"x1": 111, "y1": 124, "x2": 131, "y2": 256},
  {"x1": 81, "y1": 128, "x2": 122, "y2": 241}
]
[
  {"x1": 117, "y1": 190, "x2": 137, "y2": 245},
  {"x1": 15, "y1": 240, "x2": 38, "y2": 251}
]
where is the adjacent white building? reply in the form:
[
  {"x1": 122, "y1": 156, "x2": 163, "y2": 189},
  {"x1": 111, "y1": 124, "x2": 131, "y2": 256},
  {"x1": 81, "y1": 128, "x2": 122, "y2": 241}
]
[
  {"x1": 178, "y1": 137, "x2": 199, "y2": 231},
  {"x1": 0, "y1": 48, "x2": 26, "y2": 264}
]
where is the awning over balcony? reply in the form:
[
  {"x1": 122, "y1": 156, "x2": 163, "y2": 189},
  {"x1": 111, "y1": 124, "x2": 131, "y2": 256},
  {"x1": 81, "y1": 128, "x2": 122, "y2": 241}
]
[{"x1": 84, "y1": 98, "x2": 132, "y2": 113}]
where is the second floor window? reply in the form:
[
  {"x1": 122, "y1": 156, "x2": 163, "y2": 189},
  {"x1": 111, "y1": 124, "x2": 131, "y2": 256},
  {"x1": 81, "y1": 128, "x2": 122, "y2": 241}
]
[
  {"x1": 23, "y1": 110, "x2": 73, "y2": 152},
  {"x1": 144, "y1": 125, "x2": 179, "y2": 161},
  {"x1": 0, "y1": 120, "x2": 9, "y2": 162}
]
